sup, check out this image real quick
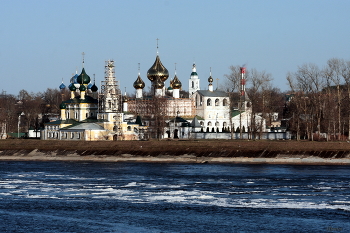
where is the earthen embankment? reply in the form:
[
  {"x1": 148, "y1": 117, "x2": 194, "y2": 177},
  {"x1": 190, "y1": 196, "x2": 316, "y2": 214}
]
[{"x1": 1, "y1": 139, "x2": 350, "y2": 164}]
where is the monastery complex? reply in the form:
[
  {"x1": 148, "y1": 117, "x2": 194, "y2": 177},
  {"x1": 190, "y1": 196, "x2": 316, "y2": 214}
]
[{"x1": 41, "y1": 49, "x2": 266, "y2": 141}]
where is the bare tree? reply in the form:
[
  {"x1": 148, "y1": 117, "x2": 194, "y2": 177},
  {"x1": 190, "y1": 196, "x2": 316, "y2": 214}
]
[{"x1": 246, "y1": 69, "x2": 272, "y2": 139}]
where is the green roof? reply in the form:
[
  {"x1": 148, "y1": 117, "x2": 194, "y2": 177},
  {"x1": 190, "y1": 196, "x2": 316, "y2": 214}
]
[{"x1": 231, "y1": 110, "x2": 245, "y2": 117}]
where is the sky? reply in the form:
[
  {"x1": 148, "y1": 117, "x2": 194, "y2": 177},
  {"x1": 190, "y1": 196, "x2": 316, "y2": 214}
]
[{"x1": 1, "y1": 0, "x2": 350, "y2": 96}]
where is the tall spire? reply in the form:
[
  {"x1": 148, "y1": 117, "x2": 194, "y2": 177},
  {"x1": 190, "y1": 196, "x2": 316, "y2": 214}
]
[{"x1": 156, "y1": 38, "x2": 159, "y2": 55}]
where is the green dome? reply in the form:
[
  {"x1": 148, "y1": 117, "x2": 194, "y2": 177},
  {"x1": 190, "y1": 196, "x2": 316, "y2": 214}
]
[
  {"x1": 59, "y1": 102, "x2": 66, "y2": 109},
  {"x1": 77, "y1": 68, "x2": 91, "y2": 84},
  {"x1": 79, "y1": 84, "x2": 86, "y2": 91},
  {"x1": 69, "y1": 84, "x2": 76, "y2": 91}
]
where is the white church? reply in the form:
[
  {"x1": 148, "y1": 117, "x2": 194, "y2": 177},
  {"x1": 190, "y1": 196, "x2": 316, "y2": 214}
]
[{"x1": 41, "y1": 49, "x2": 262, "y2": 141}]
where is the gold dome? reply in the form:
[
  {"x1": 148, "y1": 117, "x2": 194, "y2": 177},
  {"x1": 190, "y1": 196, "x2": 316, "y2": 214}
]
[
  {"x1": 172, "y1": 75, "x2": 182, "y2": 89},
  {"x1": 154, "y1": 77, "x2": 164, "y2": 89},
  {"x1": 133, "y1": 75, "x2": 145, "y2": 89},
  {"x1": 147, "y1": 55, "x2": 169, "y2": 82}
]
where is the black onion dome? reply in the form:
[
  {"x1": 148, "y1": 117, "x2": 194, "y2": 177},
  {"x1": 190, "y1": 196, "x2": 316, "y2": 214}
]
[
  {"x1": 133, "y1": 75, "x2": 145, "y2": 89},
  {"x1": 77, "y1": 68, "x2": 91, "y2": 84},
  {"x1": 172, "y1": 75, "x2": 182, "y2": 89},
  {"x1": 147, "y1": 55, "x2": 169, "y2": 82},
  {"x1": 91, "y1": 83, "x2": 98, "y2": 92}
]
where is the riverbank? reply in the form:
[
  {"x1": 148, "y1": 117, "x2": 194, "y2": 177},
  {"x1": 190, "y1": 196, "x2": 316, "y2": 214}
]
[{"x1": 1, "y1": 139, "x2": 350, "y2": 165}]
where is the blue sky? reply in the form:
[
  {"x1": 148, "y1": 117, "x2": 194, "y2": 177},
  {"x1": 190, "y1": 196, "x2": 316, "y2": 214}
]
[{"x1": 1, "y1": 0, "x2": 350, "y2": 96}]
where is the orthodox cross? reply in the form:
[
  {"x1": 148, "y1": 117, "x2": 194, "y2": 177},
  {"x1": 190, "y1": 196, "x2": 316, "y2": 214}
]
[{"x1": 82, "y1": 52, "x2": 85, "y2": 67}]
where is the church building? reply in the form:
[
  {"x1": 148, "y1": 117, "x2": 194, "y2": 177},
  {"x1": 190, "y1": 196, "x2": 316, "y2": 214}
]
[{"x1": 42, "y1": 46, "x2": 262, "y2": 141}]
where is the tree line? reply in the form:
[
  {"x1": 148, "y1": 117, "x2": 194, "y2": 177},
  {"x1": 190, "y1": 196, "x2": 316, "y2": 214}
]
[
  {"x1": 0, "y1": 88, "x2": 69, "y2": 137},
  {"x1": 225, "y1": 58, "x2": 350, "y2": 141}
]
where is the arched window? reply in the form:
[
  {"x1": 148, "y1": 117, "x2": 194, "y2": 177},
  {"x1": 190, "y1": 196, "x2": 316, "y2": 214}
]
[
  {"x1": 192, "y1": 81, "x2": 194, "y2": 88},
  {"x1": 207, "y1": 98, "x2": 212, "y2": 106},
  {"x1": 207, "y1": 121, "x2": 212, "y2": 126},
  {"x1": 215, "y1": 99, "x2": 219, "y2": 106},
  {"x1": 127, "y1": 126, "x2": 132, "y2": 131},
  {"x1": 223, "y1": 98, "x2": 228, "y2": 106}
]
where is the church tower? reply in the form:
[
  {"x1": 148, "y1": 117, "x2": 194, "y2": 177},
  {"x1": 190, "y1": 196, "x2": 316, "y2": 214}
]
[
  {"x1": 99, "y1": 60, "x2": 121, "y2": 113},
  {"x1": 189, "y1": 63, "x2": 200, "y2": 97}
]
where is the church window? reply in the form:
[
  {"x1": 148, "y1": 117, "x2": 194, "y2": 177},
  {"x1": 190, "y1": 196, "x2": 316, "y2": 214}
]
[
  {"x1": 127, "y1": 126, "x2": 132, "y2": 131},
  {"x1": 207, "y1": 121, "x2": 212, "y2": 126},
  {"x1": 223, "y1": 99, "x2": 228, "y2": 106},
  {"x1": 215, "y1": 99, "x2": 219, "y2": 106},
  {"x1": 207, "y1": 98, "x2": 212, "y2": 106},
  {"x1": 192, "y1": 81, "x2": 194, "y2": 88}
]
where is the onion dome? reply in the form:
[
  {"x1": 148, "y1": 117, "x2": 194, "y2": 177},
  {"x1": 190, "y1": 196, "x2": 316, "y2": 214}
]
[
  {"x1": 79, "y1": 84, "x2": 86, "y2": 92},
  {"x1": 172, "y1": 75, "x2": 182, "y2": 89},
  {"x1": 59, "y1": 102, "x2": 66, "y2": 109},
  {"x1": 59, "y1": 82, "x2": 66, "y2": 90},
  {"x1": 133, "y1": 74, "x2": 145, "y2": 89},
  {"x1": 154, "y1": 77, "x2": 164, "y2": 89},
  {"x1": 147, "y1": 55, "x2": 169, "y2": 82},
  {"x1": 69, "y1": 83, "x2": 76, "y2": 91},
  {"x1": 91, "y1": 83, "x2": 98, "y2": 92},
  {"x1": 77, "y1": 68, "x2": 91, "y2": 84},
  {"x1": 70, "y1": 74, "x2": 78, "y2": 83},
  {"x1": 208, "y1": 75, "x2": 213, "y2": 83}
]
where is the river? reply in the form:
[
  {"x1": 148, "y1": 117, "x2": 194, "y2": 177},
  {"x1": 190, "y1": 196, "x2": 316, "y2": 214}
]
[{"x1": 0, "y1": 161, "x2": 349, "y2": 232}]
